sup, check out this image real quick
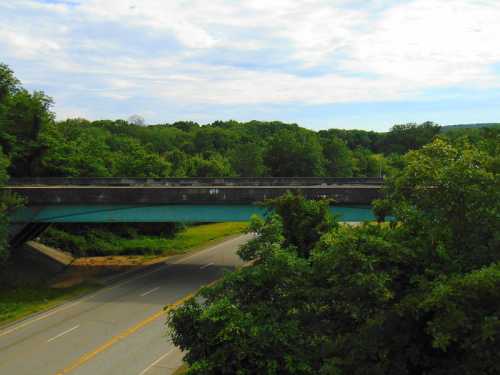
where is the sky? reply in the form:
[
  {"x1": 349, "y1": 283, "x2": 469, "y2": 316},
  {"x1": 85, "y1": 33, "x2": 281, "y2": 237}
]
[{"x1": 1, "y1": 0, "x2": 500, "y2": 131}]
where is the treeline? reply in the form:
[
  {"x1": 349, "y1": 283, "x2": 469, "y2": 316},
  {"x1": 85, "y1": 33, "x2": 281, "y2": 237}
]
[
  {"x1": 2, "y1": 63, "x2": 499, "y2": 180},
  {"x1": 33, "y1": 118, "x2": 448, "y2": 178},
  {"x1": 6, "y1": 62, "x2": 495, "y2": 181},
  {"x1": 441, "y1": 123, "x2": 500, "y2": 132}
]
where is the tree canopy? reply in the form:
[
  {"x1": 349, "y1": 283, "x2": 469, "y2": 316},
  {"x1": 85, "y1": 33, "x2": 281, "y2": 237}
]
[
  {"x1": 1, "y1": 61, "x2": 474, "y2": 182},
  {"x1": 168, "y1": 136, "x2": 500, "y2": 375}
]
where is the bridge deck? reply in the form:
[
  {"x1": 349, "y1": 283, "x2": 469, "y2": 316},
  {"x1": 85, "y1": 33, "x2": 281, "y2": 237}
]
[
  {"x1": 4, "y1": 185, "x2": 382, "y2": 205},
  {"x1": 7, "y1": 177, "x2": 384, "y2": 187}
]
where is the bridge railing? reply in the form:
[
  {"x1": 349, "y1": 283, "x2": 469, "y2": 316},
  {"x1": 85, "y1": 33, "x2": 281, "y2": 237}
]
[{"x1": 7, "y1": 177, "x2": 384, "y2": 187}]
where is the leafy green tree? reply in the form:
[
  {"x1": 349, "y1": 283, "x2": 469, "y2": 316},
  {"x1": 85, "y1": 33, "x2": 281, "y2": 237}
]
[
  {"x1": 186, "y1": 153, "x2": 234, "y2": 177},
  {"x1": 4, "y1": 90, "x2": 54, "y2": 175},
  {"x1": 0, "y1": 63, "x2": 20, "y2": 103},
  {"x1": 319, "y1": 128, "x2": 383, "y2": 152},
  {"x1": 352, "y1": 147, "x2": 378, "y2": 176},
  {"x1": 264, "y1": 129, "x2": 325, "y2": 176},
  {"x1": 169, "y1": 247, "x2": 315, "y2": 374},
  {"x1": 322, "y1": 136, "x2": 353, "y2": 177},
  {"x1": 0, "y1": 63, "x2": 54, "y2": 177},
  {"x1": 110, "y1": 136, "x2": 172, "y2": 177},
  {"x1": 381, "y1": 137, "x2": 500, "y2": 272},
  {"x1": 413, "y1": 264, "x2": 500, "y2": 374},
  {"x1": 228, "y1": 143, "x2": 266, "y2": 177},
  {"x1": 170, "y1": 121, "x2": 200, "y2": 132},
  {"x1": 381, "y1": 121, "x2": 441, "y2": 154},
  {"x1": 164, "y1": 149, "x2": 190, "y2": 177},
  {"x1": 193, "y1": 127, "x2": 239, "y2": 154},
  {"x1": 39, "y1": 122, "x2": 112, "y2": 176},
  {"x1": 265, "y1": 192, "x2": 336, "y2": 258}
]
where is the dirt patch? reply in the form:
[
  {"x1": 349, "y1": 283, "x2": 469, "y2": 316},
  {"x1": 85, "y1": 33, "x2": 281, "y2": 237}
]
[
  {"x1": 71, "y1": 255, "x2": 162, "y2": 267},
  {"x1": 50, "y1": 254, "x2": 168, "y2": 288}
]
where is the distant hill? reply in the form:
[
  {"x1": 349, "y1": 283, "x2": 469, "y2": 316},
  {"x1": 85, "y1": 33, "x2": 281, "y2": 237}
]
[{"x1": 441, "y1": 123, "x2": 500, "y2": 132}]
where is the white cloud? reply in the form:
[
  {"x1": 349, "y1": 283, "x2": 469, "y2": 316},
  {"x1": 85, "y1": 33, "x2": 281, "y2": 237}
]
[
  {"x1": 1, "y1": 0, "x2": 500, "y2": 120},
  {"x1": 0, "y1": 27, "x2": 62, "y2": 59},
  {"x1": 79, "y1": 0, "x2": 219, "y2": 49},
  {"x1": 342, "y1": 0, "x2": 500, "y2": 88}
]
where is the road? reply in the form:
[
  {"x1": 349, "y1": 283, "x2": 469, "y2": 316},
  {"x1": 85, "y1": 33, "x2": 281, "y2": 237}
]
[{"x1": 0, "y1": 234, "x2": 251, "y2": 375}]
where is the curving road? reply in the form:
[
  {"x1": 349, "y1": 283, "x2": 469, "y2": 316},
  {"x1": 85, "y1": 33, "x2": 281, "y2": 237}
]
[{"x1": 0, "y1": 234, "x2": 251, "y2": 375}]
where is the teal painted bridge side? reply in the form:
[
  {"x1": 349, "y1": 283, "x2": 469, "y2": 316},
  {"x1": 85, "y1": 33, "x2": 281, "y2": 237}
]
[{"x1": 12, "y1": 204, "x2": 377, "y2": 223}]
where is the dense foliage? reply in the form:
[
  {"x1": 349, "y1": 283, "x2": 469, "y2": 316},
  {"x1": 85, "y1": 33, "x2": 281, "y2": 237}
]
[
  {"x1": 168, "y1": 138, "x2": 500, "y2": 375},
  {"x1": 29, "y1": 117, "x2": 443, "y2": 179}
]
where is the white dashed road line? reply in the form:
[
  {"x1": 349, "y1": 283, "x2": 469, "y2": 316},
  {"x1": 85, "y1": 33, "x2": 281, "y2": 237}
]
[
  {"x1": 140, "y1": 287, "x2": 160, "y2": 297},
  {"x1": 47, "y1": 325, "x2": 80, "y2": 343},
  {"x1": 200, "y1": 262, "x2": 214, "y2": 269},
  {"x1": 138, "y1": 348, "x2": 176, "y2": 375}
]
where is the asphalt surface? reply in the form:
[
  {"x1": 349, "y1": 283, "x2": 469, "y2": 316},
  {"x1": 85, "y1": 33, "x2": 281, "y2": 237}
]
[{"x1": 0, "y1": 234, "x2": 251, "y2": 375}]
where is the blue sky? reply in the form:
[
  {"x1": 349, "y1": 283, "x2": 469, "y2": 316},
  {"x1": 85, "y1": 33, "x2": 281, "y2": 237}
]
[{"x1": 1, "y1": 0, "x2": 500, "y2": 131}]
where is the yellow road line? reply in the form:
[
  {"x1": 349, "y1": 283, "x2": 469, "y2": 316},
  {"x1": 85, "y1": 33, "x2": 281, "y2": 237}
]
[{"x1": 55, "y1": 292, "x2": 196, "y2": 375}]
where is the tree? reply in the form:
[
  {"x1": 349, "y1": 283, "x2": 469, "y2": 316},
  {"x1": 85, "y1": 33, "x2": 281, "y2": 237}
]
[
  {"x1": 263, "y1": 129, "x2": 325, "y2": 176},
  {"x1": 351, "y1": 147, "x2": 377, "y2": 177},
  {"x1": 39, "y1": 122, "x2": 113, "y2": 177},
  {"x1": 169, "y1": 196, "x2": 334, "y2": 374},
  {"x1": 322, "y1": 136, "x2": 353, "y2": 177},
  {"x1": 380, "y1": 137, "x2": 500, "y2": 272},
  {"x1": 110, "y1": 136, "x2": 172, "y2": 177},
  {"x1": 265, "y1": 192, "x2": 336, "y2": 258},
  {"x1": 0, "y1": 64, "x2": 54, "y2": 177},
  {"x1": 193, "y1": 127, "x2": 239, "y2": 154},
  {"x1": 228, "y1": 143, "x2": 266, "y2": 177},
  {"x1": 380, "y1": 122, "x2": 441, "y2": 154},
  {"x1": 186, "y1": 153, "x2": 234, "y2": 177},
  {"x1": 0, "y1": 63, "x2": 20, "y2": 103}
]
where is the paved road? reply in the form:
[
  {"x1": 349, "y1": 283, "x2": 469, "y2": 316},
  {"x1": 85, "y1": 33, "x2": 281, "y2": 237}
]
[{"x1": 0, "y1": 234, "x2": 251, "y2": 375}]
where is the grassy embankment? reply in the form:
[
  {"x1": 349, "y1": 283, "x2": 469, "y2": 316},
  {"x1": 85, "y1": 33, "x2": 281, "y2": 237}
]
[
  {"x1": 0, "y1": 222, "x2": 248, "y2": 326},
  {"x1": 40, "y1": 222, "x2": 248, "y2": 257},
  {"x1": 0, "y1": 283, "x2": 98, "y2": 326}
]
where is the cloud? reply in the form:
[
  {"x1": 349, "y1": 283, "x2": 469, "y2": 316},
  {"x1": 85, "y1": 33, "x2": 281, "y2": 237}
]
[
  {"x1": 0, "y1": 0, "x2": 499, "y2": 125},
  {"x1": 342, "y1": 0, "x2": 500, "y2": 88}
]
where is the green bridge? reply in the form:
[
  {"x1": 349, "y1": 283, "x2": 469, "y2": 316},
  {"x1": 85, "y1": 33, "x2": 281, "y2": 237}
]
[
  {"x1": 12, "y1": 204, "x2": 376, "y2": 223},
  {"x1": 5, "y1": 177, "x2": 383, "y2": 247}
]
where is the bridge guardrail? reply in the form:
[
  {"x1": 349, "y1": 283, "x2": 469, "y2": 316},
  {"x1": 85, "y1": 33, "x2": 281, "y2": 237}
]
[{"x1": 7, "y1": 177, "x2": 384, "y2": 187}]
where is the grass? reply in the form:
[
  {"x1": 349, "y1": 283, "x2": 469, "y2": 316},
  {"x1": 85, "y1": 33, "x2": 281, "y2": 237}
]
[
  {"x1": 0, "y1": 283, "x2": 99, "y2": 326},
  {"x1": 41, "y1": 222, "x2": 249, "y2": 257},
  {"x1": 152, "y1": 222, "x2": 248, "y2": 254},
  {"x1": 172, "y1": 364, "x2": 189, "y2": 375}
]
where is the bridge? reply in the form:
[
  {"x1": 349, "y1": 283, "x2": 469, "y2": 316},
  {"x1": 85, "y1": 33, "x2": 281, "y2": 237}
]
[{"x1": 4, "y1": 177, "x2": 383, "y2": 247}]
